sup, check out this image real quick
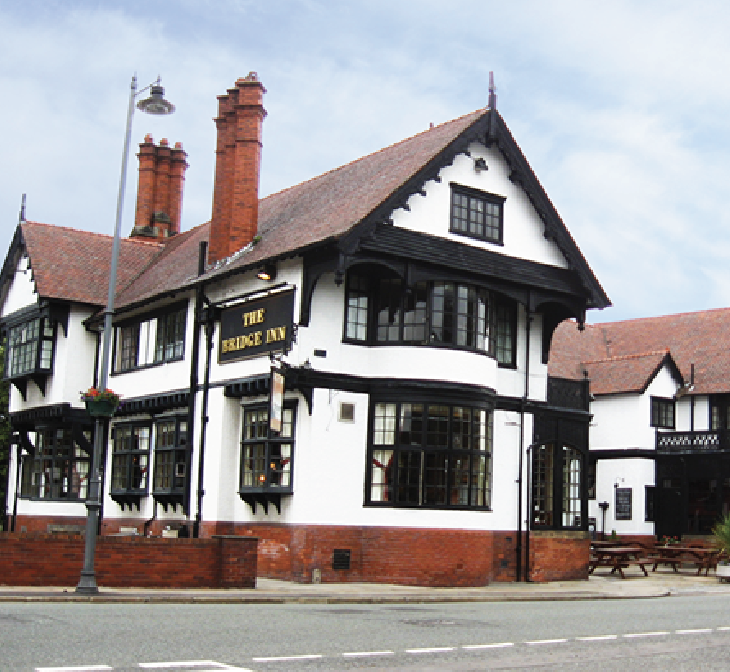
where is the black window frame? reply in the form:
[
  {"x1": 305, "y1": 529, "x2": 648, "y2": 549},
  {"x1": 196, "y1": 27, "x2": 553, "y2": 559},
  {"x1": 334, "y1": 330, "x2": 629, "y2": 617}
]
[
  {"x1": 365, "y1": 399, "x2": 493, "y2": 510},
  {"x1": 112, "y1": 301, "x2": 187, "y2": 373},
  {"x1": 531, "y1": 443, "x2": 584, "y2": 530},
  {"x1": 449, "y1": 183, "x2": 505, "y2": 245},
  {"x1": 152, "y1": 416, "x2": 188, "y2": 496},
  {"x1": 239, "y1": 401, "x2": 297, "y2": 495},
  {"x1": 343, "y1": 270, "x2": 517, "y2": 366},
  {"x1": 154, "y1": 306, "x2": 186, "y2": 363},
  {"x1": 651, "y1": 396, "x2": 675, "y2": 429},
  {"x1": 5, "y1": 316, "x2": 55, "y2": 379},
  {"x1": 110, "y1": 421, "x2": 151, "y2": 497},
  {"x1": 19, "y1": 427, "x2": 92, "y2": 501}
]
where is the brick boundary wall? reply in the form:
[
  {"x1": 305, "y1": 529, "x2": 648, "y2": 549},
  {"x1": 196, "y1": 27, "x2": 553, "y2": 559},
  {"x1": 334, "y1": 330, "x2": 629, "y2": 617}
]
[
  {"x1": 198, "y1": 523, "x2": 586, "y2": 586},
  {"x1": 0, "y1": 533, "x2": 257, "y2": 588},
  {"x1": 528, "y1": 531, "x2": 590, "y2": 582}
]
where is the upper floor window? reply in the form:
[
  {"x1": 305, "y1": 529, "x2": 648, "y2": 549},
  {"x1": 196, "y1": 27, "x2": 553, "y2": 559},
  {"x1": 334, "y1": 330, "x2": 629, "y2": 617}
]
[
  {"x1": 367, "y1": 400, "x2": 493, "y2": 509},
  {"x1": 651, "y1": 397, "x2": 675, "y2": 429},
  {"x1": 113, "y1": 303, "x2": 186, "y2": 373},
  {"x1": 344, "y1": 270, "x2": 517, "y2": 365},
  {"x1": 6, "y1": 317, "x2": 54, "y2": 378},
  {"x1": 450, "y1": 184, "x2": 505, "y2": 245}
]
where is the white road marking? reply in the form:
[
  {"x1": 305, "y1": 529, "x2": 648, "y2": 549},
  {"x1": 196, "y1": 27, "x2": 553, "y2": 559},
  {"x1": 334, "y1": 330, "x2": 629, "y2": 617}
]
[
  {"x1": 576, "y1": 635, "x2": 619, "y2": 641},
  {"x1": 342, "y1": 651, "x2": 394, "y2": 657},
  {"x1": 462, "y1": 642, "x2": 514, "y2": 649},
  {"x1": 252, "y1": 654, "x2": 323, "y2": 662},
  {"x1": 406, "y1": 647, "x2": 456, "y2": 653},
  {"x1": 36, "y1": 668, "x2": 112, "y2": 672},
  {"x1": 623, "y1": 631, "x2": 671, "y2": 638},
  {"x1": 139, "y1": 663, "x2": 251, "y2": 671},
  {"x1": 676, "y1": 628, "x2": 713, "y2": 635},
  {"x1": 718, "y1": 626, "x2": 730, "y2": 631},
  {"x1": 525, "y1": 639, "x2": 568, "y2": 645}
]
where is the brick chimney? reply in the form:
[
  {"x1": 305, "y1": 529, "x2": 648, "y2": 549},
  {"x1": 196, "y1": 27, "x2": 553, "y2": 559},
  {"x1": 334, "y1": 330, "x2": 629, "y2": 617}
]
[
  {"x1": 131, "y1": 135, "x2": 188, "y2": 241},
  {"x1": 208, "y1": 73, "x2": 267, "y2": 264}
]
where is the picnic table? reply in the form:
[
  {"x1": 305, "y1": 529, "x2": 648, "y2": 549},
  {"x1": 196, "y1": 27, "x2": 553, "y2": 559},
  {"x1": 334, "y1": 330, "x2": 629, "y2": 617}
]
[
  {"x1": 589, "y1": 546, "x2": 650, "y2": 579},
  {"x1": 651, "y1": 546, "x2": 721, "y2": 575}
]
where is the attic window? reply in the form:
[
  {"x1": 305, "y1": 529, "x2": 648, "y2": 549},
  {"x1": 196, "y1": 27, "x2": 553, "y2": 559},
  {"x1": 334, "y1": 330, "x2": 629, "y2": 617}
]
[
  {"x1": 651, "y1": 397, "x2": 675, "y2": 429},
  {"x1": 450, "y1": 183, "x2": 504, "y2": 245}
]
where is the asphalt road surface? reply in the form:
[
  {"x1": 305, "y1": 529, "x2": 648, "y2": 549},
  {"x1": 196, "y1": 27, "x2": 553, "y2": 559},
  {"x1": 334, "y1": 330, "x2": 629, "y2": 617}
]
[{"x1": 4, "y1": 595, "x2": 730, "y2": 670}]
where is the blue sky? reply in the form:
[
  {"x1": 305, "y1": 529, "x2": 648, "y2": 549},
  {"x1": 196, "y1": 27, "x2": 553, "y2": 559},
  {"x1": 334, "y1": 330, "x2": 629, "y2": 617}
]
[{"x1": 2, "y1": 0, "x2": 730, "y2": 323}]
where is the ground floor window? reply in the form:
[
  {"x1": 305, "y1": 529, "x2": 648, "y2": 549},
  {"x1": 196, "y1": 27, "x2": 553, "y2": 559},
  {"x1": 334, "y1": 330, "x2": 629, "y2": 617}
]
[
  {"x1": 367, "y1": 400, "x2": 493, "y2": 509},
  {"x1": 532, "y1": 443, "x2": 583, "y2": 529},
  {"x1": 239, "y1": 402, "x2": 296, "y2": 493},
  {"x1": 111, "y1": 422, "x2": 150, "y2": 494},
  {"x1": 20, "y1": 428, "x2": 91, "y2": 500},
  {"x1": 153, "y1": 416, "x2": 188, "y2": 494}
]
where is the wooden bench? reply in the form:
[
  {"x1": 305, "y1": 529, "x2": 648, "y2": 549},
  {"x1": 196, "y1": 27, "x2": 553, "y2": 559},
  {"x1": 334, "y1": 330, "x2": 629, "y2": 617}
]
[
  {"x1": 589, "y1": 556, "x2": 652, "y2": 579},
  {"x1": 652, "y1": 558, "x2": 682, "y2": 572}
]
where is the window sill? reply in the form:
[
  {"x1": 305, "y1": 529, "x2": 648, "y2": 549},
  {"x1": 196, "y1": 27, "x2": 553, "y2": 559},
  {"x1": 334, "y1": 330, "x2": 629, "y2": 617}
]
[
  {"x1": 110, "y1": 491, "x2": 147, "y2": 511},
  {"x1": 239, "y1": 491, "x2": 292, "y2": 515},
  {"x1": 111, "y1": 356, "x2": 185, "y2": 376},
  {"x1": 363, "y1": 502, "x2": 492, "y2": 512}
]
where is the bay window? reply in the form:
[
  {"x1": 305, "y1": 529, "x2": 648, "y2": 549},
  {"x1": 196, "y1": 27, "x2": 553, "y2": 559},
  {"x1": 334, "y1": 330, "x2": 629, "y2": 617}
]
[
  {"x1": 532, "y1": 443, "x2": 583, "y2": 529},
  {"x1": 367, "y1": 400, "x2": 493, "y2": 509},
  {"x1": 153, "y1": 417, "x2": 188, "y2": 504},
  {"x1": 110, "y1": 422, "x2": 150, "y2": 508}
]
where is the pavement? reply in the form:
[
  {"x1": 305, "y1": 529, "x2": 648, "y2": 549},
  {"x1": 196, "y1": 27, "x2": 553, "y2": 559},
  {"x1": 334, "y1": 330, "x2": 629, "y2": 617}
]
[{"x1": 1, "y1": 567, "x2": 730, "y2": 603}]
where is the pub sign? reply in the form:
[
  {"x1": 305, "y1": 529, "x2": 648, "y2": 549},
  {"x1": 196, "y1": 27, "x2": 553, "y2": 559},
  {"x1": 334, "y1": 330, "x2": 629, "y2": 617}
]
[{"x1": 219, "y1": 290, "x2": 294, "y2": 363}]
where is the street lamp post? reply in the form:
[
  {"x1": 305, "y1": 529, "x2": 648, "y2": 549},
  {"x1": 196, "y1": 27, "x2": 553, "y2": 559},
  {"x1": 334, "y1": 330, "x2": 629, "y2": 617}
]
[{"x1": 76, "y1": 76, "x2": 175, "y2": 594}]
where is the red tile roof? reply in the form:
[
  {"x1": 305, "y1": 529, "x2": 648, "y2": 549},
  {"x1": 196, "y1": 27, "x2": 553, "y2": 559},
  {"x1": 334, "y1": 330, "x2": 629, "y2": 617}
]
[
  {"x1": 549, "y1": 310, "x2": 730, "y2": 395},
  {"x1": 20, "y1": 221, "x2": 161, "y2": 306},
  {"x1": 580, "y1": 351, "x2": 671, "y2": 396}
]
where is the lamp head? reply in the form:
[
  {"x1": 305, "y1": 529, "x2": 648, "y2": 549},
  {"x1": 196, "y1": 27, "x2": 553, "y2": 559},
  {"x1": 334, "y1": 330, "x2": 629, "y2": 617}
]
[{"x1": 137, "y1": 82, "x2": 175, "y2": 116}]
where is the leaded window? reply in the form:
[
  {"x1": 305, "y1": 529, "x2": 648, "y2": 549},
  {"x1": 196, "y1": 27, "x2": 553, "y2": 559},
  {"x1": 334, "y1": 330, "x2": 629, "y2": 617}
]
[
  {"x1": 532, "y1": 443, "x2": 583, "y2": 530},
  {"x1": 20, "y1": 428, "x2": 91, "y2": 500},
  {"x1": 344, "y1": 271, "x2": 514, "y2": 364},
  {"x1": 240, "y1": 403, "x2": 296, "y2": 493},
  {"x1": 6, "y1": 317, "x2": 54, "y2": 378},
  {"x1": 450, "y1": 184, "x2": 504, "y2": 244},
  {"x1": 367, "y1": 400, "x2": 492, "y2": 509},
  {"x1": 111, "y1": 423, "x2": 150, "y2": 493},
  {"x1": 153, "y1": 417, "x2": 188, "y2": 493},
  {"x1": 116, "y1": 324, "x2": 140, "y2": 372},
  {"x1": 651, "y1": 397, "x2": 675, "y2": 429},
  {"x1": 155, "y1": 308, "x2": 186, "y2": 363}
]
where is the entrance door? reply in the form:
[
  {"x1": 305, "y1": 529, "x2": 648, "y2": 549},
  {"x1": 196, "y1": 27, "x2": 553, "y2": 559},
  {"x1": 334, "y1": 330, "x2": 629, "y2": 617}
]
[{"x1": 655, "y1": 486, "x2": 684, "y2": 539}]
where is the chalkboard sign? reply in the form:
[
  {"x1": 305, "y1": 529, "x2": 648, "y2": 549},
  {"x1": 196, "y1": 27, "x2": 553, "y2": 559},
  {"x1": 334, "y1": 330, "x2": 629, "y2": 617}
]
[{"x1": 615, "y1": 487, "x2": 632, "y2": 520}]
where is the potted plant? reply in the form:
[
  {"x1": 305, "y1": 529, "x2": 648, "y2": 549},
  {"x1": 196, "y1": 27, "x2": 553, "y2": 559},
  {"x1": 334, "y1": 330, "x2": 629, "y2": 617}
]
[
  {"x1": 712, "y1": 513, "x2": 730, "y2": 581},
  {"x1": 81, "y1": 387, "x2": 121, "y2": 418}
]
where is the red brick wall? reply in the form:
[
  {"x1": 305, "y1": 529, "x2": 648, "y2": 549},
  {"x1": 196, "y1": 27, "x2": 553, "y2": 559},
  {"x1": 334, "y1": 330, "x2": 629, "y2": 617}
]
[
  {"x1": 529, "y1": 532, "x2": 590, "y2": 582},
  {"x1": 199, "y1": 523, "x2": 584, "y2": 586},
  {"x1": 0, "y1": 533, "x2": 257, "y2": 588}
]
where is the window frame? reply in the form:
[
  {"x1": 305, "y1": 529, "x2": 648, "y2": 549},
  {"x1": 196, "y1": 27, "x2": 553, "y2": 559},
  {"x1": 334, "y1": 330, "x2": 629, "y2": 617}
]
[
  {"x1": 651, "y1": 396, "x2": 675, "y2": 429},
  {"x1": 449, "y1": 183, "x2": 505, "y2": 245},
  {"x1": 110, "y1": 421, "x2": 152, "y2": 496},
  {"x1": 152, "y1": 416, "x2": 188, "y2": 495},
  {"x1": 19, "y1": 427, "x2": 92, "y2": 501},
  {"x1": 531, "y1": 442, "x2": 584, "y2": 530},
  {"x1": 239, "y1": 401, "x2": 297, "y2": 495},
  {"x1": 365, "y1": 398, "x2": 493, "y2": 510},
  {"x1": 5, "y1": 315, "x2": 55, "y2": 380},
  {"x1": 112, "y1": 301, "x2": 187, "y2": 373},
  {"x1": 343, "y1": 270, "x2": 517, "y2": 366}
]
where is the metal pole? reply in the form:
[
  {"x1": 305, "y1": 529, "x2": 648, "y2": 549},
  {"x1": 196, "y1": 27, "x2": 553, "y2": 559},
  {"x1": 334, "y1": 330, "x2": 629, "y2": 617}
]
[{"x1": 77, "y1": 75, "x2": 137, "y2": 594}]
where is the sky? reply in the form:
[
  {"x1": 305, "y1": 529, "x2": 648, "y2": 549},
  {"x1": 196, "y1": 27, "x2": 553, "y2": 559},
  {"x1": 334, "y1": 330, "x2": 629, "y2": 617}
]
[{"x1": 2, "y1": 0, "x2": 730, "y2": 324}]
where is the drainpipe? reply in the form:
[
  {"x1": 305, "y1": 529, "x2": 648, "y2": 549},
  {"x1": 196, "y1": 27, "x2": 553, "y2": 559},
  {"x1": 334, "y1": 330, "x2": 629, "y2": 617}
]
[
  {"x1": 185, "y1": 241, "x2": 206, "y2": 527},
  {"x1": 193, "y1": 295, "x2": 214, "y2": 538},
  {"x1": 689, "y1": 363, "x2": 695, "y2": 432},
  {"x1": 516, "y1": 300, "x2": 532, "y2": 582},
  {"x1": 11, "y1": 440, "x2": 21, "y2": 532}
]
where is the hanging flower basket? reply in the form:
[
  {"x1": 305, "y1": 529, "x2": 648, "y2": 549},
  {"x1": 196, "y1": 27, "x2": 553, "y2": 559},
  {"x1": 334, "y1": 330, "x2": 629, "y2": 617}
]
[{"x1": 81, "y1": 388, "x2": 121, "y2": 418}]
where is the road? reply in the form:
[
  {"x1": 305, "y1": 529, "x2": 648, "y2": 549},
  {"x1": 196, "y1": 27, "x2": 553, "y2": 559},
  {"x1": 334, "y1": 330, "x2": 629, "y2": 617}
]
[{"x1": 3, "y1": 595, "x2": 730, "y2": 670}]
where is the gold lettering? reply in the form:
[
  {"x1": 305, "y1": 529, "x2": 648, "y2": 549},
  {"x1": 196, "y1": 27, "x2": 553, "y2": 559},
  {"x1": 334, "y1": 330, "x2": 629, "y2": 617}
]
[{"x1": 242, "y1": 308, "x2": 266, "y2": 327}]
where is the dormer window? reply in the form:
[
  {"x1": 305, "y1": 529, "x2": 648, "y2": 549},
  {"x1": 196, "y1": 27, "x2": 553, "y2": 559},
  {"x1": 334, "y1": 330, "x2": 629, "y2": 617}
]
[
  {"x1": 7, "y1": 317, "x2": 53, "y2": 377},
  {"x1": 450, "y1": 184, "x2": 504, "y2": 245}
]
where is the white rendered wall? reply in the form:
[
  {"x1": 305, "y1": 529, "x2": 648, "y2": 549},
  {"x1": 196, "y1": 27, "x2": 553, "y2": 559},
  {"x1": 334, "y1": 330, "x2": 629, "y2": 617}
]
[
  {"x1": 1, "y1": 254, "x2": 36, "y2": 315},
  {"x1": 391, "y1": 142, "x2": 568, "y2": 269}
]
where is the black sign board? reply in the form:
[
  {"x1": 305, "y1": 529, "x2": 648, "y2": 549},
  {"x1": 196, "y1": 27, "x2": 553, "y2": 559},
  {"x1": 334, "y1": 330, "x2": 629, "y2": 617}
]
[
  {"x1": 219, "y1": 290, "x2": 294, "y2": 363},
  {"x1": 615, "y1": 487, "x2": 632, "y2": 521}
]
